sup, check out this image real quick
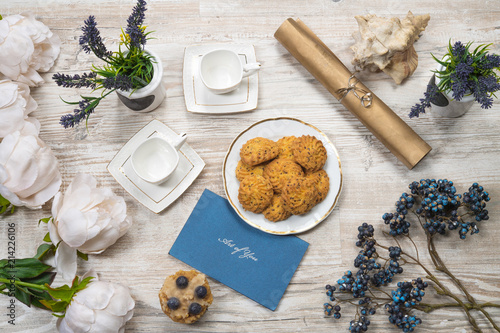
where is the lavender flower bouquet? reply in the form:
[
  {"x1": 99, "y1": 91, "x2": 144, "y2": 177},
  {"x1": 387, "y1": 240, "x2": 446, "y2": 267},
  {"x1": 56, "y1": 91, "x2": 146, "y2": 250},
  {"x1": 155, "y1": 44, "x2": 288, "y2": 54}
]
[
  {"x1": 53, "y1": 0, "x2": 153, "y2": 128},
  {"x1": 409, "y1": 41, "x2": 500, "y2": 118}
]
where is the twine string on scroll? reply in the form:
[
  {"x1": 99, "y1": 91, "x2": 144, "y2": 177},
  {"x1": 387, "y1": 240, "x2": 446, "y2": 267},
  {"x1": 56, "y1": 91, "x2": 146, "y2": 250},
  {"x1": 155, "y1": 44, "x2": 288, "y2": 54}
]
[{"x1": 337, "y1": 72, "x2": 373, "y2": 108}]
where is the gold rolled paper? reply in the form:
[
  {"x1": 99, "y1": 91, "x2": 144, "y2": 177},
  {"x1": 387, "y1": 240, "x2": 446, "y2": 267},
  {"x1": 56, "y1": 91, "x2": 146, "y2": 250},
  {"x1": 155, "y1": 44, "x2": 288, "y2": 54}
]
[{"x1": 274, "y1": 18, "x2": 431, "y2": 170}]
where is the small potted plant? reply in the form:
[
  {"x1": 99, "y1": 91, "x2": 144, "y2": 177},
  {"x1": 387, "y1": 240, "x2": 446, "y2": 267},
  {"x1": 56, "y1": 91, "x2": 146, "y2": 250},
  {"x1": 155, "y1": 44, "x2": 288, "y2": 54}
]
[
  {"x1": 53, "y1": 0, "x2": 166, "y2": 129},
  {"x1": 409, "y1": 41, "x2": 500, "y2": 118}
]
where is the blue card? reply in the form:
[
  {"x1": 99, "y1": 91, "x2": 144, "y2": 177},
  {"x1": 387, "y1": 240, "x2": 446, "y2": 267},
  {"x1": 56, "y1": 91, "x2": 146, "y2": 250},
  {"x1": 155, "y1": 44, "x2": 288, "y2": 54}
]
[{"x1": 169, "y1": 189, "x2": 309, "y2": 311}]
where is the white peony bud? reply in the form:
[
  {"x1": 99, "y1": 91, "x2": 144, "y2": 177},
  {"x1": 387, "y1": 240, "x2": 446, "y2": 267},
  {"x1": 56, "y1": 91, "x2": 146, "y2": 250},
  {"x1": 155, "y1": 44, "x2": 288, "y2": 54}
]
[
  {"x1": 48, "y1": 173, "x2": 132, "y2": 280},
  {"x1": 0, "y1": 79, "x2": 38, "y2": 138},
  {"x1": 0, "y1": 120, "x2": 61, "y2": 209},
  {"x1": 0, "y1": 12, "x2": 61, "y2": 86},
  {"x1": 57, "y1": 273, "x2": 135, "y2": 333}
]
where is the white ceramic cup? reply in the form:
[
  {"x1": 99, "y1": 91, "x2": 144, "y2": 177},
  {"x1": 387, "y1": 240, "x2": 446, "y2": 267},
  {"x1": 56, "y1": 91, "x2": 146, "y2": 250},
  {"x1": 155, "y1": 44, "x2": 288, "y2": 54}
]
[
  {"x1": 199, "y1": 49, "x2": 261, "y2": 94},
  {"x1": 131, "y1": 133, "x2": 187, "y2": 184}
]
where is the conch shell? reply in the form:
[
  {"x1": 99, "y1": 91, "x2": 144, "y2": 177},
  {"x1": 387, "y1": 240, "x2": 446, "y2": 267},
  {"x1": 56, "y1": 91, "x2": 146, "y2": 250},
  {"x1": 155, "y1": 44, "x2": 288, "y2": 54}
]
[{"x1": 351, "y1": 11, "x2": 430, "y2": 84}]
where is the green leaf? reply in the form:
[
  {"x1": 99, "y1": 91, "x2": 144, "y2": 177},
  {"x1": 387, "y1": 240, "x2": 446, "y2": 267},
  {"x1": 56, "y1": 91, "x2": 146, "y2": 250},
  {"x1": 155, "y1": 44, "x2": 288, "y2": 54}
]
[
  {"x1": 43, "y1": 232, "x2": 52, "y2": 243},
  {"x1": 0, "y1": 194, "x2": 14, "y2": 214},
  {"x1": 24, "y1": 272, "x2": 57, "y2": 286},
  {"x1": 14, "y1": 285, "x2": 32, "y2": 307},
  {"x1": 42, "y1": 276, "x2": 95, "y2": 315},
  {"x1": 26, "y1": 287, "x2": 52, "y2": 300},
  {"x1": 75, "y1": 276, "x2": 93, "y2": 293},
  {"x1": 431, "y1": 54, "x2": 450, "y2": 68},
  {"x1": 40, "y1": 299, "x2": 68, "y2": 313},
  {"x1": 59, "y1": 96, "x2": 81, "y2": 105},
  {"x1": 33, "y1": 243, "x2": 55, "y2": 261},
  {"x1": 76, "y1": 250, "x2": 88, "y2": 261},
  {"x1": 31, "y1": 298, "x2": 51, "y2": 310},
  {"x1": 46, "y1": 284, "x2": 73, "y2": 303},
  {"x1": 8, "y1": 258, "x2": 52, "y2": 279},
  {"x1": 38, "y1": 217, "x2": 52, "y2": 225}
]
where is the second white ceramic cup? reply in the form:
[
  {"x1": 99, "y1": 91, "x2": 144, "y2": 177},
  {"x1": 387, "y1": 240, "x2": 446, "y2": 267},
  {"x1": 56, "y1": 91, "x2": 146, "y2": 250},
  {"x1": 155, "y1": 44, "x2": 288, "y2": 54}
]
[
  {"x1": 131, "y1": 133, "x2": 187, "y2": 185},
  {"x1": 199, "y1": 49, "x2": 261, "y2": 94}
]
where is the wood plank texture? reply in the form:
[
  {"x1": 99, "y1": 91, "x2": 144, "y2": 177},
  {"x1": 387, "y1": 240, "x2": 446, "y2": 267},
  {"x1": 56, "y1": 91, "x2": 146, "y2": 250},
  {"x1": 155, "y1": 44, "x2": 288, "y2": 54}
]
[{"x1": 1, "y1": 0, "x2": 499, "y2": 332}]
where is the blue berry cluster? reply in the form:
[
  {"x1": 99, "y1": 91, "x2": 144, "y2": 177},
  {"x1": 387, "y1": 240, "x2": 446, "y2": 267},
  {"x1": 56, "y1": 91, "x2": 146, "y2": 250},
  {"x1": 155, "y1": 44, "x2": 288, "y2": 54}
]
[
  {"x1": 405, "y1": 179, "x2": 490, "y2": 239},
  {"x1": 336, "y1": 270, "x2": 371, "y2": 298},
  {"x1": 354, "y1": 240, "x2": 380, "y2": 273},
  {"x1": 464, "y1": 183, "x2": 490, "y2": 222},
  {"x1": 356, "y1": 223, "x2": 374, "y2": 247},
  {"x1": 324, "y1": 301, "x2": 341, "y2": 319},
  {"x1": 386, "y1": 278, "x2": 428, "y2": 332},
  {"x1": 371, "y1": 246, "x2": 404, "y2": 287},
  {"x1": 323, "y1": 179, "x2": 490, "y2": 331},
  {"x1": 382, "y1": 193, "x2": 414, "y2": 236},
  {"x1": 324, "y1": 225, "x2": 405, "y2": 327},
  {"x1": 349, "y1": 316, "x2": 371, "y2": 332}
]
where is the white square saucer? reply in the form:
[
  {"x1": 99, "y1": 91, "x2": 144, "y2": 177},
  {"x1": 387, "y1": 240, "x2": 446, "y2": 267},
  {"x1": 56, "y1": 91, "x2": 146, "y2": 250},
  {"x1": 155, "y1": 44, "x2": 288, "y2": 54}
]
[
  {"x1": 183, "y1": 44, "x2": 259, "y2": 114},
  {"x1": 107, "y1": 120, "x2": 205, "y2": 214}
]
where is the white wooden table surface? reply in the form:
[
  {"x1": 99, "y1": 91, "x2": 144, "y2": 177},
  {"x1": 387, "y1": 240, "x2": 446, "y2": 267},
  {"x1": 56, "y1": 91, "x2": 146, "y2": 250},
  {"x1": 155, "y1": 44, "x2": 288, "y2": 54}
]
[{"x1": 1, "y1": 0, "x2": 500, "y2": 332}]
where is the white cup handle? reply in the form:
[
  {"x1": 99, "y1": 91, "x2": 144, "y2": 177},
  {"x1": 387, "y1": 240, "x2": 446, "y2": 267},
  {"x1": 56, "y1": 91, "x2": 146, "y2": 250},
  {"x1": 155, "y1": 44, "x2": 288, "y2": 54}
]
[
  {"x1": 172, "y1": 132, "x2": 187, "y2": 151},
  {"x1": 242, "y1": 62, "x2": 261, "y2": 78}
]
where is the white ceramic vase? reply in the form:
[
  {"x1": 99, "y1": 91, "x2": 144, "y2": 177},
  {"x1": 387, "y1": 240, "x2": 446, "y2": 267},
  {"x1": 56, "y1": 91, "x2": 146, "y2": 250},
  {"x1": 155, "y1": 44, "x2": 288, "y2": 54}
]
[
  {"x1": 430, "y1": 63, "x2": 475, "y2": 118},
  {"x1": 116, "y1": 49, "x2": 166, "y2": 113}
]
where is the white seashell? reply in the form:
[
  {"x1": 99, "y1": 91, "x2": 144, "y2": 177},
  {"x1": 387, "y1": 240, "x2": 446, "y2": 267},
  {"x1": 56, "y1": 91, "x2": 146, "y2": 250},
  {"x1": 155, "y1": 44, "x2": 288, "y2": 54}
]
[{"x1": 351, "y1": 11, "x2": 430, "y2": 84}]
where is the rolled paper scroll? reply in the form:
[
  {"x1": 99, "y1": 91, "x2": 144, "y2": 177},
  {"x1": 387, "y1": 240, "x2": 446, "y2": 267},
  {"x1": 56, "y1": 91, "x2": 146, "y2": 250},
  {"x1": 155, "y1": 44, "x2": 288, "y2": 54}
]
[{"x1": 274, "y1": 18, "x2": 431, "y2": 170}]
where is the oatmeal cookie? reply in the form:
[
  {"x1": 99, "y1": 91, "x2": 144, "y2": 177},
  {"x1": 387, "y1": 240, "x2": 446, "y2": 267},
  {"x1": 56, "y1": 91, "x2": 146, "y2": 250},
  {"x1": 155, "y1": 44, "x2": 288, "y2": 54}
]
[
  {"x1": 291, "y1": 135, "x2": 327, "y2": 172},
  {"x1": 263, "y1": 158, "x2": 304, "y2": 194},
  {"x1": 235, "y1": 160, "x2": 266, "y2": 182},
  {"x1": 263, "y1": 194, "x2": 292, "y2": 222},
  {"x1": 240, "y1": 137, "x2": 279, "y2": 166},
  {"x1": 238, "y1": 175, "x2": 273, "y2": 213},
  {"x1": 276, "y1": 136, "x2": 297, "y2": 160},
  {"x1": 282, "y1": 177, "x2": 318, "y2": 215},
  {"x1": 306, "y1": 169, "x2": 330, "y2": 204},
  {"x1": 159, "y1": 270, "x2": 213, "y2": 324}
]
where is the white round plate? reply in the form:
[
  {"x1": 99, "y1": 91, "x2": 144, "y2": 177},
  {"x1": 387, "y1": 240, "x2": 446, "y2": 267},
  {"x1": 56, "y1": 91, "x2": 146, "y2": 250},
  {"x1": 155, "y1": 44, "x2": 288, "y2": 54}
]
[{"x1": 222, "y1": 117, "x2": 342, "y2": 235}]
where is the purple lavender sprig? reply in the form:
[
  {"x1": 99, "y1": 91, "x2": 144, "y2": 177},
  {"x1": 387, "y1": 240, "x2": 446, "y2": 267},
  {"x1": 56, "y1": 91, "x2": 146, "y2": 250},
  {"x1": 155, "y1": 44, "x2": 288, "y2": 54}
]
[
  {"x1": 58, "y1": 74, "x2": 134, "y2": 128},
  {"x1": 125, "y1": 0, "x2": 147, "y2": 48},
  {"x1": 79, "y1": 16, "x2": 112, "y2": 60},
  {"x1": 409, "y1": 84, "x2": 439, "y2": 118},
  {"x1": 59, "y1": 98, "x2": 96, "y2": 129},
  {"x1": 472, "y1": 76, "x2": 500, "y2": 109},
  {"x1": 102, "y1": 74, "x2": 134, "y2": 91},
  {"x1": 53, "y1": 72, "x2": 97, "y2": 89}
]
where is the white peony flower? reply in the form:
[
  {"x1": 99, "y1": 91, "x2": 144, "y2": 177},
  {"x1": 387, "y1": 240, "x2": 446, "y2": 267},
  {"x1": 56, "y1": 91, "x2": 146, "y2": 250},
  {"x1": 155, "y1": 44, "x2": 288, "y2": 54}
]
[
  {"x1": 57, "y1": 271, "x2": 135, "y2": 333},
  {"x1": 0, "y1": 79, "x2": 38, "y2": 138},
  {"x1": 48, "y1": 173, "x2": 132, "y2": 280},
  {"x1": 0, "y1": 120, "x2": 61, "y2": 209},
  {"x1": 0, "y1": 12, "x2": 61, "y2": 86}
]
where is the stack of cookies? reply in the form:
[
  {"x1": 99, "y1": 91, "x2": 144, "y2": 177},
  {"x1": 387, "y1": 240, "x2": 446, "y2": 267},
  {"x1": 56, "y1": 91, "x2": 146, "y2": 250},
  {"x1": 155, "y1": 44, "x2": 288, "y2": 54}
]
[{"x1": 236, "y1": 135, "x2": 330, "y2": 222}]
